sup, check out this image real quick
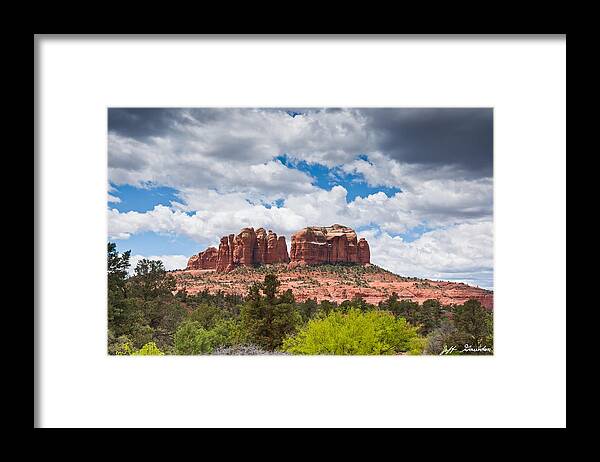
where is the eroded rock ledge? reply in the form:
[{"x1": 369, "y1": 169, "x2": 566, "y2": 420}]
[
  {"x1": 187, "y1": 227, "x2": 289, "y2": 271},
  {"x1": 289, "y1": 224, "x2": 370, "y2": 267},
  {"x1": 187, "y1": 224, "x2": 370, "y2": 272}
]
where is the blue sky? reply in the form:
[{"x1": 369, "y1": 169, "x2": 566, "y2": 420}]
[
  {"x1": 276, "y1": 154, "x2": 403, "y2": 201},
  {"x1": 110, "y1": 158, "x2": 406, "y2": 258},
  {"x1": 109, "y1": 184, "x2": 180, "y2": 213},
  {"x1": 108, "y1": 108, "x2": 493, "y2": 288}
]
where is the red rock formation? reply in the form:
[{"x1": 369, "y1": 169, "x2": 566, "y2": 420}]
[
  {"x1": 233, "y1": 227, "x2": 257, "y2": 266},
  {"x1": 216, "y1": 234, "x2": 236, "y2": 272},
  {"x1": 186, "y1": 247, "x2": 218, "y2": 270},
  {"x1": 255, "y1": 228, "x2": 268, "y2": 264},
  {"x1": 358, "y1": 238, "x2": 370, "y2": 264},
  {"x1": 276, "y1": 236, "x2": 289, "y2": 263},
  {"x1": 191, "y1": 227, "x2": 290, "y2": 272},
  {"x1": 290, "y1": 224, "x2": 370, "y2": 266}
]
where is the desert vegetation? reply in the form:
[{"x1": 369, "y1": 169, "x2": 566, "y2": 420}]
[{"x1": 108, "y1": 243, "x2": 493, "y2": 356}]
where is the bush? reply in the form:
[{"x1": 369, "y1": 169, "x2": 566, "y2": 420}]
[
  {"x1": 108, "y1": 332, "x2": 131, "y2": 355},
  {"x1": 132, "y1": 342, "x2": 164, "y2": 355},
  {"x1": 282, "y1": 308, "x2": 426, "y2": 355},
  {"x1": 451, "y1": 299, "x2": 493, "y2": 353},
  {"x1": 240, "y1": 299, "x2": 302, "y2": 351},
  {"x1": 174, "y1": 321, "x2": 217, "y2": 355},
  {"x1": 174, "y1": 319, "x2": 238, "y2": 355},
  {"x1": 188, "y1": 303, "x2": 227, "y2": 329},
  {"x1": 424, "y1": 300, "x2": 493, "y2": 355},
  {"x1": 115, "y1": 341, "x2": 164, "y2": 355},
  {"x1": 424, "y1": 318, "x2": 459, "y2": 354}
]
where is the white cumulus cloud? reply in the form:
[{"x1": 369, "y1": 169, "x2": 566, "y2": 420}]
[
  {"x1": 129, "y1": 254, "x2": 189, "y2": 274},
  {"x1": 362, "y1": 221, "x2": 494, "y2": 289},
  {"x1": 108, "y1": 108, "x2": 494, "y2": 288}
]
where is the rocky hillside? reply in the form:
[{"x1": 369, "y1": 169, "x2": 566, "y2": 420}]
[{"x1": 172, "y1": 263, "x2": 493, "y2": 309}]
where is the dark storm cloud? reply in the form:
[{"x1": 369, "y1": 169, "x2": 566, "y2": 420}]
[
  {"x1": 108, "y1": 108, "x2": 178, "y2": 138},
  {"x1": 109, "y1": 107, "x2": 493, "y2": 178},
  {"x1": 361, "y1": 108, "x2": 493, "y2": 177},
  {"x1": 108, "y1": 108, "x2": 224, "y2": 139}
]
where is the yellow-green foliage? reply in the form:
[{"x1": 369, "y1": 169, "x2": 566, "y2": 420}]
[
  {"x1": 116, "y1": 341, "x2": 164, "y2": 355},
  {"x1": 282, "y1": 308, "x2": 426, "y2": 355},
  {"x1": 133, "y1": 341, "x2": 164, "y2": 355},
  {"x1": 174, "y1": 319, "x2": 239, "y2": 355}
]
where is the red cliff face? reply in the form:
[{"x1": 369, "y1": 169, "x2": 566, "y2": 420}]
[
  {"x1": 189, "y1": 227, "x2": 290, "y2": 272},
  {"x1": 358, "y1": 238, "x2": 370, "y2": 264},
  {"x1": 216, "y1": 234, "x2": 236, "y2": 272},
  {"x1": 253, "y1": 228, "x2": 289, "y2": 264},
  {"x1": 186, "y1": 247, "x2": 218, "y2": 270},
  {"x1": 290, "y1": 224, "x2": 370, "y2": 266}
]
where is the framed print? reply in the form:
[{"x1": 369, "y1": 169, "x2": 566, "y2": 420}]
[
  {"x1": 35, "y1": 35, "x2": 566, "y2": 428},
  {"x1": 107, "y1": 107, "x2": 494, "y2": 357}
]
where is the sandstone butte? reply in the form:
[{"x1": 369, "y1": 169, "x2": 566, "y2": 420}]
[
  {"x1": 289, "y1": 224, "x2": 370, "y2": 266},
  {"x1": 178, "y1": 224, "x2": 493, "y2": 309},
  {"x1": 186, "y1": 227, "x2": 290, "y2": 272}
]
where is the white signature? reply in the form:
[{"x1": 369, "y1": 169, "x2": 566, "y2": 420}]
[{"x1": 440, "y1": 344, "x2": 493, "y2": 355}]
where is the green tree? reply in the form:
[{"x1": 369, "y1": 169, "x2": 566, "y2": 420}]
[
  {"x1": 380, "y1": 292, "x2": 399, "y2": 313},
  {"x1": 150, "y1": 299, "x2": 187, "y2": 352},
  {"x1": 174, "y1": 321, "x2": 218, "y2": 355},
  {"x1": 418, "y1": 299, "x2": 443, "y2": 335},
  {"x1": 108, "y1": 332, "x2": 132, "y2": 355},
  {"x1": 247, "y1": 282, "x2": 262, "y2": 307},
  {"x1": 240, "y1": 299, "x2": 301, "y2": 350},
  {"x1": 108, "y1": 242, "x2": 130, "y2": 294},
  {"x1": 188, "y1": 302, "x2": 227, "y2": 329},
  {"x1": 451, "y1": 299, "x2": 493, "y2": 354},
  {"x1": 298, "y1": 298, "x2": 318, "y2": 322},
  {"x1": 211, "y1": 319, "x2": 243, "y2": 347},
  {"x1": 396, "y1": 300, "x2": 420, "y2": 324},
  {"x1": 350, "y1": 295, "x2": 370, "y2": 312},
  {"x1": 278, "y1": 288, "x2": 295, "y2": 304},
  {"x1": 128, "y1": 259, "x2": 176, "y2": 300},
  {"x1": 240, "y1": 274, "x2": 302, "y2": 350},
  {"x1": 283, "y1": 308, "x2": 426, "y2": 355},
  {"x1": 262, "y1": 273, "x2": 280, "y2": 302},
  {"x1": 107, "y1": 242, "x2": 131, "y2": 337},
  {"x1": 269, "y1": 303, "x2": 302, "y2": 349},
  {"x1": 425, "y1": 318, "x2": 459, "y2": 354},
  {"x1": 128, "y1": 322, "x2": 154, "y2": 349},
  {"x1": 381, "y1": 294, "x2": 420, "y2": 324},
  {"x1": 318, "y1": 300, "x2": 338, "y2": 316},
  {"x1": 109, "y1": 256, "x2": 185, "y2": 353}
]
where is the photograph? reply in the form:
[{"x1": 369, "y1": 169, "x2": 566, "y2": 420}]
[
  {"x1": 107, "y1": 107, "x2": 494, "y2": 356},
  {"x1": 36, "y1": 35, "x2": 566, "y2": 429}
]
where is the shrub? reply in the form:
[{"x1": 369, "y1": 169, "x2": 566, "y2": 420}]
[
  {"x1": 240, "y1": 301, "x2": 302, "y2": 351},
  {"x1": 132, "y1": 342, "x2": 164, "y2": 355},
  {"x1": 108, "y1": 333, "x2": 131, "y2": 355},
  {"x1": 188, "y1": 303, "x2": 227, "y2": 329},
  {"x1": 115, "y1": 341, "x2": 164, "y2": 355},
  {"x1": 424, "y1": 318, "x2": 459, "y2": 354},
  {"x1": 451, "y1": 299, "x2": 493, "y2": 353},
  {"x1": 418, "y1": 299, "x2": 444, "y2": 335},
  {"x1": 282, "y1": 308, "x2": 425, "y2": 355},
  {"x1": 174, "y1": 319, "x2": 239, "y2": 355},
  {"x1": 174, "y1": 321, "x2": 218, "y2": 355}
]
